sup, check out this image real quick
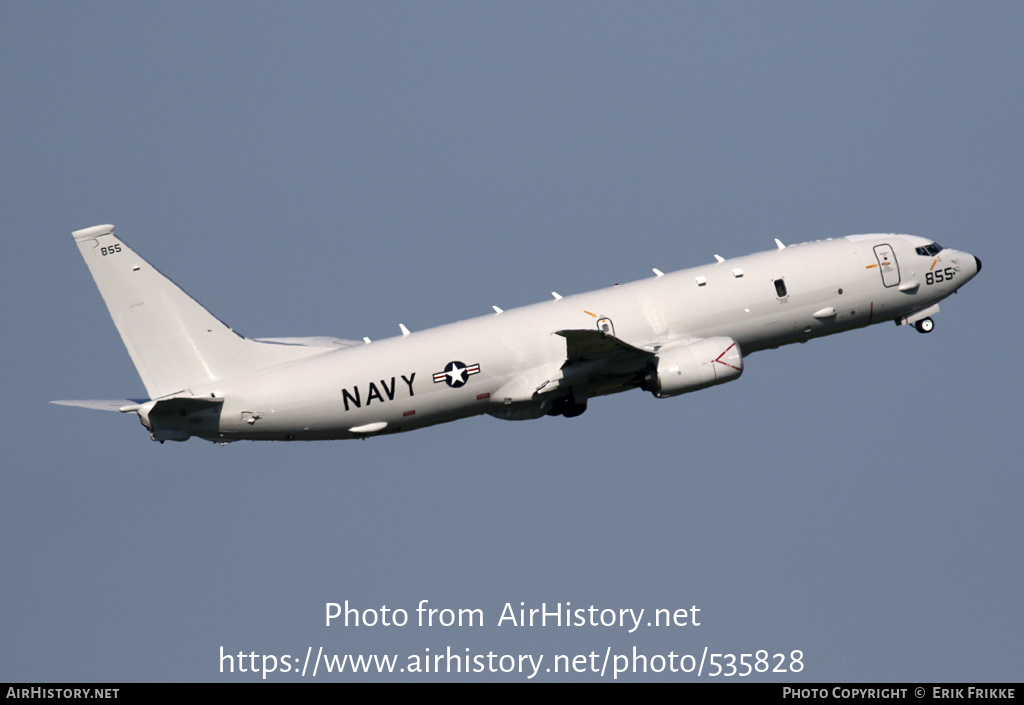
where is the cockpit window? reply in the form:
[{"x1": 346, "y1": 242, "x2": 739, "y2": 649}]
[{"x1": 915, "y1": 243, "x2": 944, "y2": 256}]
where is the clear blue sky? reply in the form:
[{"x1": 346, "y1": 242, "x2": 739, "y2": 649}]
[{"x1": 1, "y1": 2, "x2": 1020, "y2": 681}]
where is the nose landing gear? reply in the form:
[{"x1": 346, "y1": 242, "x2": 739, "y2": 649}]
[{"x1": 915, "y1": 317, "x2": 934, "y2": 334}]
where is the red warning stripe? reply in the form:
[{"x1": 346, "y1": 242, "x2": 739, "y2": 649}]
[{"x1": 713, "y1": 342, "x2": 741, "y2": 371}]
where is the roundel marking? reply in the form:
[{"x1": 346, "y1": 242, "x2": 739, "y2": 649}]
[{"x1": 432, "y1": 361, "x2": 481, "y2": 388}]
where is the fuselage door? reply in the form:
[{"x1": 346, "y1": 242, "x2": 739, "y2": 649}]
[
  {"x1": 873, "y1": 244, "x2": 901, "y2": 287},
  {"x1": 597, "y1": 317, "x2": 615, "y2": 336}
]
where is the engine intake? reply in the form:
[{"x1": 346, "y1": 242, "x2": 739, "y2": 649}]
[{"x1": 645, "y1": 337, "x2": 743, "y2": 398}]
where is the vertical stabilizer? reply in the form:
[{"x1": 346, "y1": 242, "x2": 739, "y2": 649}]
[{"x1": 71, "y1": 224, "x2": 251, "y2": 398}]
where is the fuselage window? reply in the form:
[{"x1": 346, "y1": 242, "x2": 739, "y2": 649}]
[{"x1": 774, "y1": 279, "x2": 787, "y2": 298}]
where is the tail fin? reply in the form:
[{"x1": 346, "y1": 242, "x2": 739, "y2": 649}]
[
  {"x1": 73, "y1": 223, "x2": 359, "y2": 403},
  {"x1": 72, "y1": 224, "x2": 258, "y2": 398}
]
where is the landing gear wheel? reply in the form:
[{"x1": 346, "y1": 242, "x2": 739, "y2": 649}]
[
  {"x1": 546, "y1": 394, "x2": 588, "y2": 418},
  {"x1": 562, "y1": 401, "x2": 587, "y2": 418},
  {"x1": 915, "y1": 317, "x2": 934, "y2": 334}
]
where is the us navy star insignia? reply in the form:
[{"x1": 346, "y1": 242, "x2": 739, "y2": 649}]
[{"x1": 433, "y1": 361, "x2": 481, "y2": 388}]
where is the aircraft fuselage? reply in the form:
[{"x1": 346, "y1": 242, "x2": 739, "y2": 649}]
[{"x1": 169, "y1": 233, "x2": 979, "y2": 442}]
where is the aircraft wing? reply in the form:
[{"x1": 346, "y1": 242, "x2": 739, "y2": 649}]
[
  {"x1": 556, "y1": 329, "x2": 654, "y2": 367},
  {"x1": 528, "y1": 329, "x2": 655, "y2": 396}
]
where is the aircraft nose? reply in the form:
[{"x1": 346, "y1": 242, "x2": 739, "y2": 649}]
[{"x1": 960, "y1": 252, "x2": 982, "y2": 284}]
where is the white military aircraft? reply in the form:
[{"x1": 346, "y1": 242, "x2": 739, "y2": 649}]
[{"x1": 54, "y1": 225, "x2": 981, "y2": 443}]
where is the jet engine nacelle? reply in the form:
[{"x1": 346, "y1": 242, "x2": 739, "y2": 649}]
[{"x1": 645, "y1": 337, "x2": 743, "y2": 398}]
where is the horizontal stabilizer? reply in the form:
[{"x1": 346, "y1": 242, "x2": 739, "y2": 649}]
[
  {"x1": 147, "y1": 396, "x2": 224, "y2": 415},
  {"x1": 51, "y1": 399, "x2": 143, "y2": 412},
  {"x1": 122, "y1": 395, "x2": 227, "y2": 442}
]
